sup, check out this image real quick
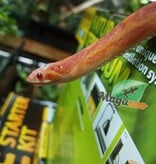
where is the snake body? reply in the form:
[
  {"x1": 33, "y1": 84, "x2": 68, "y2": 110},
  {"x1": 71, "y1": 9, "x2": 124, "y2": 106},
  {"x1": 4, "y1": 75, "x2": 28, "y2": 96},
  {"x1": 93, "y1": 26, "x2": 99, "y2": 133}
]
[{"x1": 27, "y1": 2, "x2": 156, "y2": 85}]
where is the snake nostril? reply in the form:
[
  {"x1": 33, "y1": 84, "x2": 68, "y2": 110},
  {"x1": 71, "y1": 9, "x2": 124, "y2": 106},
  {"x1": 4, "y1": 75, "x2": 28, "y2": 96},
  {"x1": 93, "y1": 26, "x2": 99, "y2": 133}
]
[{"x1": 36, "y1": 72, "x2": 43, "y2": 80}]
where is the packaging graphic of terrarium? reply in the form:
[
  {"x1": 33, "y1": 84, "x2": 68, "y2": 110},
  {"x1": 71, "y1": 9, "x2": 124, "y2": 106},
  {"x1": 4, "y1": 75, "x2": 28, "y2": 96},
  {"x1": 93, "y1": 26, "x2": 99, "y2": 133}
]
[{"x1": 96, "y1": 38, "x2": 156, "y2": 164}]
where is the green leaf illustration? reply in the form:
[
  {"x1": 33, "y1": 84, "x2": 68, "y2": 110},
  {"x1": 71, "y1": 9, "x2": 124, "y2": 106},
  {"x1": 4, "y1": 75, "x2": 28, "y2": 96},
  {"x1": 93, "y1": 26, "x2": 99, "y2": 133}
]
[{"x1": 111, "y1": 79, "x2": 148, "y2": 101}]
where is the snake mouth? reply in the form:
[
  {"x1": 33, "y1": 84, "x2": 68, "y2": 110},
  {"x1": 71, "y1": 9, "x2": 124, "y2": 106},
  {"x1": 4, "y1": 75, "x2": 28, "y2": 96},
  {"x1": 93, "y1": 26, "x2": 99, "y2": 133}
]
[
  {"x1": 26, "y1": 73, "x2": 42, "y2": 85},
  {"x1": 27, "y1": 75, "x2": 58, "y2": 86}
]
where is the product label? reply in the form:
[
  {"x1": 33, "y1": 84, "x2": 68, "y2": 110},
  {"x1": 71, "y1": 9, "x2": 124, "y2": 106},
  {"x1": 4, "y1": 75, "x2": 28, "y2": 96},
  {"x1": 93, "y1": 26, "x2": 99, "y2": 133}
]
[{"x1": 0, "y1": 93, "x2": 45, "y2": 164}]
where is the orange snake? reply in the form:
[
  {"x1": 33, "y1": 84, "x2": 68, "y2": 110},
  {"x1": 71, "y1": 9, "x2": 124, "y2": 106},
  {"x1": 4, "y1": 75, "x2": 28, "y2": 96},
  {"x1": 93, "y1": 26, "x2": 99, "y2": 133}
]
[{"x1": 27, "y1": 2, "x2": 156, "y2": 85}]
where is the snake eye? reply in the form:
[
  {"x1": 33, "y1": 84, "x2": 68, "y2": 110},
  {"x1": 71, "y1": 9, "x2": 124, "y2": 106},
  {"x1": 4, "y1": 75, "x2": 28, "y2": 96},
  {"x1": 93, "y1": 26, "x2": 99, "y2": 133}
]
[{"x1": 36, "y1": 72, "x2": 43, "y2": 80}]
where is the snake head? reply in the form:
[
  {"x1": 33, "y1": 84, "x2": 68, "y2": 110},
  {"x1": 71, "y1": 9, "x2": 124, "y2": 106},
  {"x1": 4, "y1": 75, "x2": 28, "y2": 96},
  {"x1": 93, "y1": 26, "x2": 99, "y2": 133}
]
[
  {"x1": 27, "y1": 62, "x2": 73, "y2": 85},
  {"x1": 27, "y1": 64, "x2": 62, "y2": 85}
]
